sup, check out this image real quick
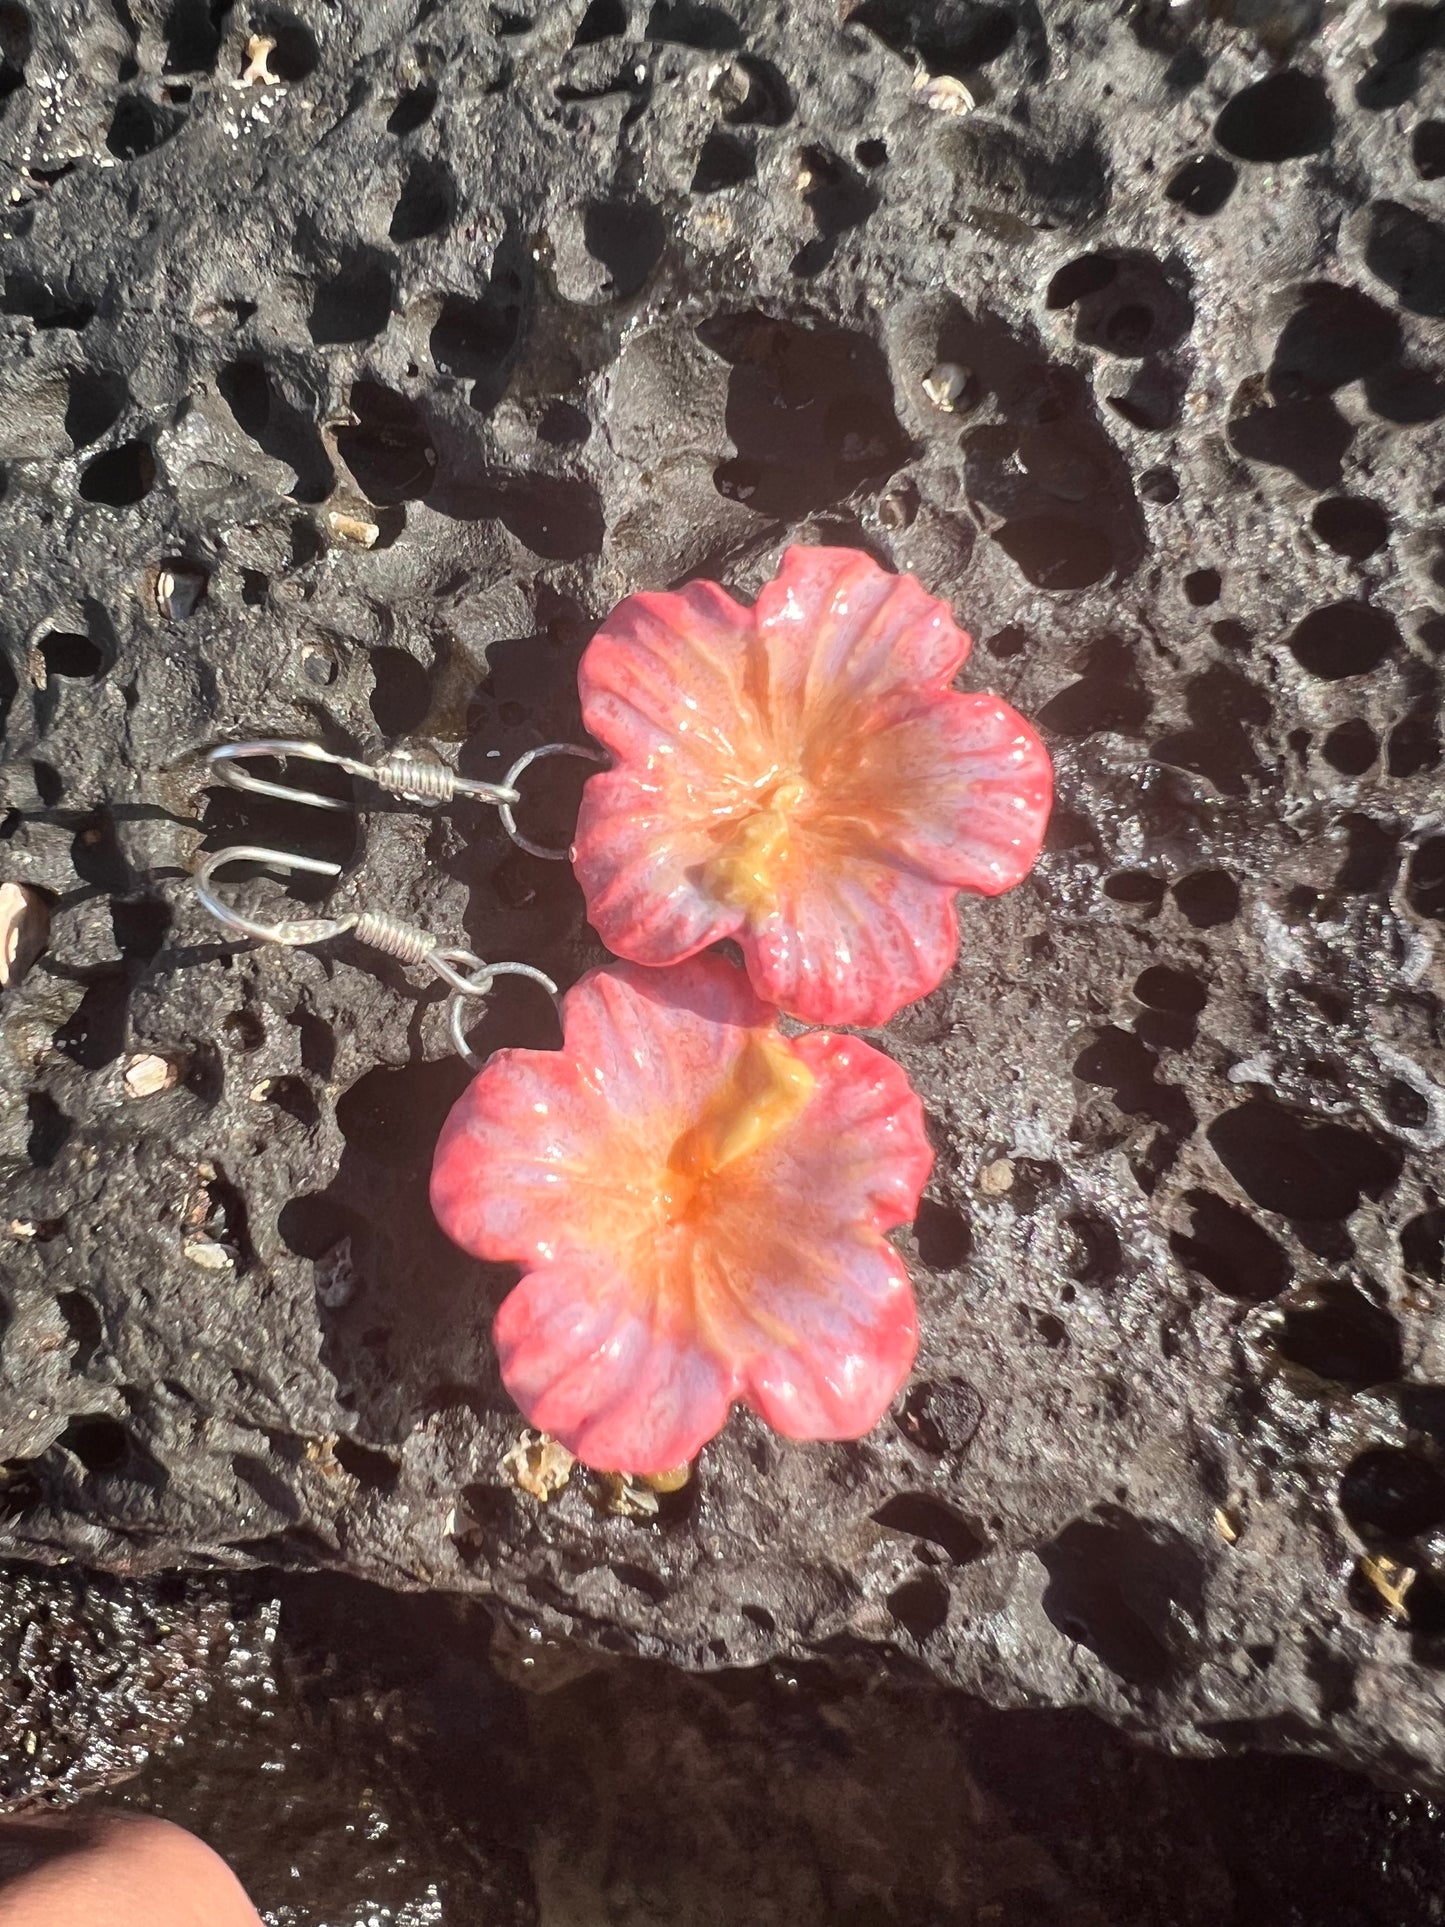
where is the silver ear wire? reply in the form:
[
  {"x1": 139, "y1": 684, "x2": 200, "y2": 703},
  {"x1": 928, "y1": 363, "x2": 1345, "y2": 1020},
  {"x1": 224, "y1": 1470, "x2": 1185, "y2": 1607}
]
[
  {"x1": 195, "y1": 732, "x2": 596, "y2": 1062},
  {"x1": 193, "y1": 845, "x2": 558, "y2": 1067},
  {"x1": 204, "y1": 737, "x2": 604, "y2": 858}
]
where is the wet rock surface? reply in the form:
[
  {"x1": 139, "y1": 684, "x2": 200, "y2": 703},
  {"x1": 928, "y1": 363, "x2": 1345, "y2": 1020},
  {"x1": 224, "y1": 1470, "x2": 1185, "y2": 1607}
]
[
  {"x1": 1, "y1": 0, "x2": 1444, "y2": 1790},
  {"x1": 3, "y1": 1561, "x2": 1444, "y2": 1926}
]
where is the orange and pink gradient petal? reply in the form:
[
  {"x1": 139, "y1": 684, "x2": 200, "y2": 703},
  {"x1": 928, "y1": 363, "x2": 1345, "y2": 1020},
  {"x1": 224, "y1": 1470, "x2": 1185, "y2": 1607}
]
[
  {"x1": 572, "y1": 545, "x2": 1053, "y2": 1026},
  {"x1": 430, "y1": 955, "x2": 933, "y2": 1474}
]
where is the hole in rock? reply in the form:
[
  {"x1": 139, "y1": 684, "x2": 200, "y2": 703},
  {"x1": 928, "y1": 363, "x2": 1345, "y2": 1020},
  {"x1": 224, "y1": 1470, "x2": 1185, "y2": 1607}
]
[
  {"x1": 1227, "y1": 389, "x2": 1353, "y2": 492},
  {"x1": 717, "y1": 52, "x2": 792, "y2": 125},
  {"x1": 1334, "y1": 814, "x2": 1398, "y2": 894},
  {"x1": 1410, "y1": 837, "x2": 1445, "y2": 919},
  {"x1": 1312, "y1": 496, "x2": 1389, "y2": 560},
  {"x1": 1388, "y1": 707, "x2": 1441, "y2": 777},
  {"x1": 1383, "y1": 1076, "x2": 1430, "y2": 1130},
  {"x1": 1288, "y1": 602, "x2": 1399, "y2": 680},
  {"x1": 1322, "y1": 719, "x2": 1378, "y2": 775},
  {"x1": 390, "y1": 158, "x2": 453, "y2": 242},
  {"x1": 691, "y1": 129, "x2": 753, "y2": 192},
  {"x1": 37, "y1": 630, "x2": 103, "y2": 678},
  {"x1": 308, "y1": 251, "x2": 392, "y2": 346},
  {"x1": 1365, "y1": 200, "x2": 1445, "y2": 319},
  {"x1": 913, "y1": 1198, "x2": 972, "y2": 1268},
  {"x1": 1104, "y1": 870, "x2": 1165, "y2": 909},
  {"x1": 333, "y1": 1436, "x2": 401, "y2": 1492},
  {"x1": 1214, "y1": 69, "x2": 1333, "y2": 161},
  {"x1": 583, "y1": 198, "x2": 666, "y2": 300},
  {"x1": 387, "y1": 81, "x2": 437, "y2": 134},
  {"x1": 1038, "y1": 635, "x2": 1150, "y2": 736},
  {"x1": 1341, "y1": 1446, "x2": 1445, "y2": 1539},
  {"x1": 222, "y1": 1008, "x2": 265, "y2": 1052},
  {"x1": 57, "y1": 1290, "x2": 103, "y2": 1371},
  {"x1": 335, "y1": 380, "x2": 435, "y2": 503},
  {"x1": 1357, "y1": 1, "x2": 1445, "y2": 111},
  {"x1": 1139, "y1": 465, "x2": 1179, "y2": 503},
  {"x1": 429, "y1": 236, "x2": 530, "y2": 413},
  {"x1": 1277, "y1": 283, "x2": 1402, "y2": 397},
  {"x1": 850, "y1": 0, "x2": 1018, "y2": 77},
  {"x1": 1415, "y1": 119, "x2": 1445, "y2": 178},
  {"x1": 369, "y1": 647, "x2": 431, "y2": 733},
  {"x1": 1207, "y1": 1104, "x2": 1402, "y2": 1219},
  {"x1": 78, "y1": 441, "x2": 155, "y2": 507},
  {"x1": 647, "y1": 0, "x2": 741, "y2": 46},
  {"x1": 1073, "y1": 1027, "x2": 1193, "y2": 1133},
  {"x1": 1151, "y1": 664, "x2": 1269, "y2": 796},
  {"x1": 886, "y1": 1572, "x2": 950, "y2": 1642},
  {"x1": 54, "y1": 971, "x2": 129, "y2": 1069},
  {"x1": 26, "y1": 1090, "x2": 71, "y2": 1168},
  {"x1": 1170, "y1": 1190, "x2": 1291, "y2": 1300},
  {"x1": 1064, "y1": 1213, "x2": 1121, "y2": 1284},
  {"x1": 1040, "y1": 1510, "x2": 1200, "y2": 1687},
  {"x1": 1273, "y1": 1281, "x2": 1403, "y2": 1386},
  {"x1": 257, "y1": 12, "x2": 319, "y2": 80},
  {"x1": 71, "y1": 811, "x2": 129, "y2": 892},
  {"x1": 894, "y1": 1378, "x2": 984, "y2": 1458},
  {"x1": 434, "y1": 471, "x2": 604, "y2": 560},
  {"x1": 1134, "y1": 963, "x2": 1206, "y2": 1015},
  {"x1": 106, "y1": 95, "x2": 183, "y2": 160},
  {"x1": 262, "y1": 1076, "x2": 320, "y2": 1127},
  {"x1": 278, "y1": 1192, "x2": 362, "y2": 1261},
  {"x1": 65, "y1": 369, "x2": 127, "y2": 448},
  {"x1": 574, "y1": 0, "x2": 626, "y2": 39},
  {"x1": 872, "y1": 1494, "x2": 985, "y2": 1565},
  {"x1": 537, "y1": 399, "x2": 589, "y2": 446},
  {"x1": 1046, "y1": 254, "x2": 1118, "y2": 308},
  {"x1": 856, "y1": 137, "x2": 887, "y2": 167},
  {"x1": 217, "y1": 358, "x2": 332, "y2": 503},
  {"x1": 1183, "y1": 567, "x2": 1221, "y2": 606},
  {"x1": 1173, "y1": 869, "x2": 1238, "y2": 926},
  {"x1": 336, "y1": 1058, "x2": 473, "y2": 1167},
  {"x1": 1401, "y1": 1208, "x2": 1445, "y2": 1281},
  {"x1": 33, "y1": 761, "x2": 62, "y2": 806},
  {"x1": 994, "y1": 515, "x2": 1113, "y2": 592},
  {"x1": 1165, "y1": 153, "x2": 1237, "y2": 215},
  {"x1": 58, "y1": 1414, "x2": 133, "y2": 1475},
  {"x1": 793, "y1": 145, "x2": 880, "y2": 276},
  {"x1": 700, "y1": 309, "x2": 911, "y2": 518}
]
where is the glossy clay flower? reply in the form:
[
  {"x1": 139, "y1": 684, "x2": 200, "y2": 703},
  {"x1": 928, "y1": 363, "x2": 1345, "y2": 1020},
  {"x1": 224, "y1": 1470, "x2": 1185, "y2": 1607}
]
[
  {"x1": 573, "y1": 545, "x2": 1052, "y2": 1027},
  {"x1": 430, "y1": 953, "x2": 932, "y2": 1474}
]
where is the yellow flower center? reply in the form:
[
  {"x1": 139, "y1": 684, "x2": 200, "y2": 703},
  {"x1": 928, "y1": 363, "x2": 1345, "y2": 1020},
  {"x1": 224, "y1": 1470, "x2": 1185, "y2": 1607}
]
[
  {"x1": 660, "y1": 1031, "x2": 815, "y2": 1225},
  {"x1": 704, "y1": 777, "x2": 809, "y2": 915}
]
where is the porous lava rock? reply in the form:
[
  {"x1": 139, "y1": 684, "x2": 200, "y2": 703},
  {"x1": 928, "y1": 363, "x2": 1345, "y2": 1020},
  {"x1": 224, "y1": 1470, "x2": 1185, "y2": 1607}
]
[{"x1": 1, "y1": 0, "x2": 1444, "y2": 1789}]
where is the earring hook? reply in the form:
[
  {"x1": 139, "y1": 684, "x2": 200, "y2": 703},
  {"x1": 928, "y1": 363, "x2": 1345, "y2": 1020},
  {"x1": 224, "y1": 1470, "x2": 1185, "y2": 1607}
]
[
  {"x1": 205, "y1": 738, "x2": 603, "y2": 860},
  {"x1": 193, "y1": 845, "x2": 558, "y2": 1064}
]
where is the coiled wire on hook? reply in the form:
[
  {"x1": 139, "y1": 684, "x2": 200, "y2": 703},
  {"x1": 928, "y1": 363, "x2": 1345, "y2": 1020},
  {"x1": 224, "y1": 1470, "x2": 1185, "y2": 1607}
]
[
  {"x1": 204, "y1": 737, "x2": 602, "y2": 860},
  {"x1": 192, "y1": 734, "x2": 596, "y2": 1064}
]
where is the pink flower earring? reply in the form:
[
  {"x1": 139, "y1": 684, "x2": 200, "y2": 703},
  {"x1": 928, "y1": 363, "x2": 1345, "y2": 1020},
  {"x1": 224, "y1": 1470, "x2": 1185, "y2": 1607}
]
[
  {"x1": 572, "y1": 545, "x2": 1052, "y2": 1026},
  {"x1": 430, "y1": 952, "x2": 932, "y2": 1475}
]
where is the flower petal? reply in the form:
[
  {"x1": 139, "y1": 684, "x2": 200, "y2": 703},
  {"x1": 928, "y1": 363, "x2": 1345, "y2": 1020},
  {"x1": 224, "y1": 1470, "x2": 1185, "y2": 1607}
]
[
  {"x1": 495, "y1": 1257, "x2": 737, "y2": 1473},
  {"x1": 753, "y1": 546, "x2": 970, "y2": 743},
  {"x1": 705, "y1": 1032, "x2": 930, "y2": 1437},
  {"x1": 745, "y1": 863, "x2": 961, "y2": 1027},
  {"x1": 431, "y1": 957, "x2": 778, "y2": 1264},
  {"x1": 831, "y1": 690, "x2": 1053, "y2": 895}
]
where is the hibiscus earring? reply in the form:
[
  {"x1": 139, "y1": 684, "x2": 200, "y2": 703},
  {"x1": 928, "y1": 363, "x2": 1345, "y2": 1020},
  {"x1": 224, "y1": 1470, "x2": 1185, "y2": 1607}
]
[
  {"x1": 430, "y1": 951, "x2": 932, "y2": 1475},
  {"x1": 572, "y1": 545, "x2": 1052, "y2": 1026}
]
